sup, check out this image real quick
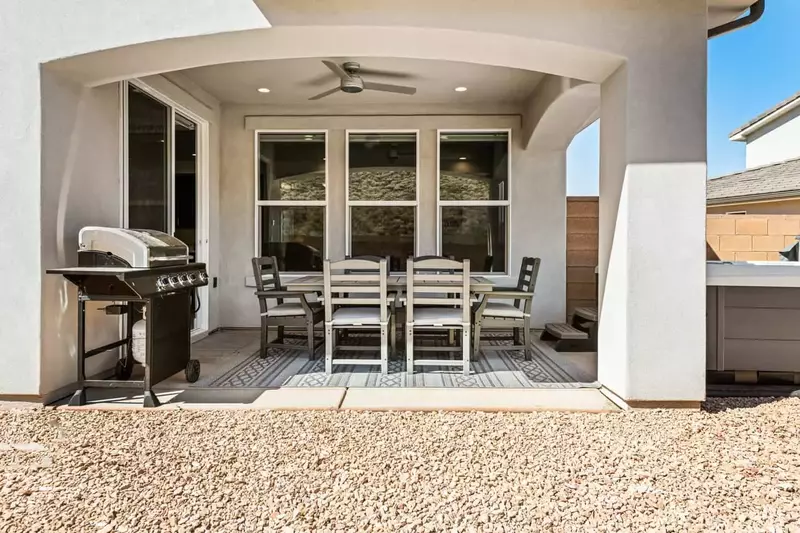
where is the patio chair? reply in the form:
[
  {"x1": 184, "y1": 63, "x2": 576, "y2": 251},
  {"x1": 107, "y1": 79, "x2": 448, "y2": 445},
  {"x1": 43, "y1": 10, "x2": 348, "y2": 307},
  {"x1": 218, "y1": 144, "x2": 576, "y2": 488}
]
[
  {"x1": 472, "y1": 256, "x2": 541, "y2": 361},
  {"x1": 341, "y1": 255, "x2": 397, "y2": 358},
  {"x1": 252, "y1": 256, "x2": 324, "y2": 359},
  {"x1": 323, "y1": 257, "x2": 390, "y2": 374},
  {"x1": 406, "y1": 257, "x2": 471, "y2": 376}
]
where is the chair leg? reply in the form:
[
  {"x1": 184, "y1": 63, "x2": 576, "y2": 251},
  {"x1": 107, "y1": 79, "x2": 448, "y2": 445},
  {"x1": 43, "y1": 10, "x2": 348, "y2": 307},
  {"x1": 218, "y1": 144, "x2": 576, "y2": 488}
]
[
  {"x1": 390, "y1": 312, "x2": 397, "y2": 361},
  {"x1": 277, "y1": 325, "x2": 285, "y2": 344},
  {"x1": 325, "y1": 323, "x2": 333, "y2": 375},
  {"x1": 462, "y1": 326, "x2": 471, "y2": 376},
  {"x1": 522, "y1": 317, "x2": 532, "y2": 361},
  {"x1": 306, "y1": 320, "x2": 316, "y2": 360},
  {"x1": 513, "y1": 327, "x2": 521, "y2": 346},
  {"x1": 380, "y1": 324, "x2": 389, "y2": 375},
  {"x1": 406, "y1": 325, "x2": 414, "y2": 377},
  {"x1": 472, "y1": 318, "x2": 482, "y2": 361},
  {"x1": 260, "y1": 321, "x2": 268, "y2": 359}
]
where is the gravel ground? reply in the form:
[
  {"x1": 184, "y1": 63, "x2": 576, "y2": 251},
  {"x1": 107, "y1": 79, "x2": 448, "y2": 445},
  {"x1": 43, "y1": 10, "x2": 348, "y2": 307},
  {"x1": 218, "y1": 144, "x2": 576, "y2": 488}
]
[{"x1": 1, "y1": 398, "x2": 799, "y2": 532}]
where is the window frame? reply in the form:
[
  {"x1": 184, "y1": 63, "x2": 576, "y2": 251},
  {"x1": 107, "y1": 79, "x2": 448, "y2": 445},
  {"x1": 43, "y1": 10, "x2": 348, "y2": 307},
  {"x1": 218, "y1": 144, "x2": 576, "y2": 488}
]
[
  {"x1": 436, "y1": 128, "x2": 512, "y2": 274},
  {"x1": 345, "y1": 129, "x2": 421, "y2": 266},
  {"x1": 253, "y1": 129, "x2": 329, "y2": 270}
]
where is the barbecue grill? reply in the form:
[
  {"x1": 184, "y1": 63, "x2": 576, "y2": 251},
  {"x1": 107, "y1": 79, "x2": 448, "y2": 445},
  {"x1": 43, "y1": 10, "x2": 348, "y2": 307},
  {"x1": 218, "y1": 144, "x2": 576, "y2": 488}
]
[{"x1": 47, "y1": 227, "x2": 208, "y2": 407}]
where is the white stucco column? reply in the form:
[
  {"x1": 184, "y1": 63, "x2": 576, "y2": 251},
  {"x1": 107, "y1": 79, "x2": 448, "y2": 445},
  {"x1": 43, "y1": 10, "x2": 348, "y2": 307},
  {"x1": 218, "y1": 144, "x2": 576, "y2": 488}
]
[
  {"x1": 597, "y1": 33, "x2": 707, "y2": 404},
  {"x1": 513, "y1": 148, "x2": 567, "y2": 326}
]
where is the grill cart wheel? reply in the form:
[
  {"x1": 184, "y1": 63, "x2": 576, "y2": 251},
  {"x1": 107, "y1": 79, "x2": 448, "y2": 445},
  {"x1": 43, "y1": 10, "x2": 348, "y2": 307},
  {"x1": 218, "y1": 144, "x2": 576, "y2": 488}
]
[
  {"x1": 114, "y1": 358, "x2": 134, "y2": 380},
  {"x1": 185, "y1": 359, "x2": 201, "y2": 383}
]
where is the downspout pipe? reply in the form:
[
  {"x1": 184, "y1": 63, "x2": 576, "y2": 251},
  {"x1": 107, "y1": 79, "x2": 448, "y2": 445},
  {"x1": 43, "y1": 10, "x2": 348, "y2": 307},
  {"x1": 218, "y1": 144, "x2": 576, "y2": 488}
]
[{"x1": 708, "y1": 0, "x2": 765, "y2": 38}]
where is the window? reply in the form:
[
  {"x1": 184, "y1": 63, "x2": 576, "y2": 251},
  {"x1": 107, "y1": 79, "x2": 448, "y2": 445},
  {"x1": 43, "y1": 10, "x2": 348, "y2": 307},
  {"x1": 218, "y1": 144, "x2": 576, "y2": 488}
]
[
  {"x1": 438, "y1": 131, "x2": 510, "y2": 273},
  {"x1": 347, "y1": 132, "x2": 417, "y2": 270},
  {"x1": 257, "y1": 132, "x2": 327, "y2": 272}
]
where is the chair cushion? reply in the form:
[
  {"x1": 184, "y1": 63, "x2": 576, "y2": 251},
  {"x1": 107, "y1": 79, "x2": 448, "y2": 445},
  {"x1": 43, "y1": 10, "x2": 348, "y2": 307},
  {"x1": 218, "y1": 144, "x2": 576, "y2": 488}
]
[
  {"x1": 411, "y1": 307, "x2": 465, "y2": 326},
  {"x1": 265, "y1": 303, "x2": 306, "y2": 317},
  {"x1": 331, "y1": 307, "x2": 383, "y2": 325},
  {"x1": 482, "y1": 302, "x2": 525, "y2": 319}
]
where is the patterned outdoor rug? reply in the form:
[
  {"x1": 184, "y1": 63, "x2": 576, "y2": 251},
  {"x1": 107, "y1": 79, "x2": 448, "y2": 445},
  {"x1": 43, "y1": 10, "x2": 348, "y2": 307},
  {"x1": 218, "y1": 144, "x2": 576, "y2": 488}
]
[{"x1": 209, "y1": 335, "x2": 581, "y2": 389}]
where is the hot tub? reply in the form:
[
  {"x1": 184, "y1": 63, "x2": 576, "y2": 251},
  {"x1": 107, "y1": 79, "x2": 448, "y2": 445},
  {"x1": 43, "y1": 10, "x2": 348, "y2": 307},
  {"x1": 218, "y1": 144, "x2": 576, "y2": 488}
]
[{"x1": 707, "y1": 261, "x2": 800, "y2": 375}]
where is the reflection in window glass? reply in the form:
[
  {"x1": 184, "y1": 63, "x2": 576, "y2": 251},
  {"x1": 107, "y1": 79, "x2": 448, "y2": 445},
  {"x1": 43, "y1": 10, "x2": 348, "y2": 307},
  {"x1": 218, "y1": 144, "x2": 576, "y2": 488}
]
[
  {"x1": 348, "y1": 133, "x2": 416, "y2": 201},
  {"x1": 128, "y1": 85, "x2": 169, "y2": 231},
  {"x1": 441, "y1": 206, "x2": 507, "y2": 273},
  {"x1": 259, "y1": 133, "x2": 326, "y2": 201},
  {"x1": 260, "y1": 206, "x2": 324, "y2": 272},
  {"x1": 351, "y1": 206, "x2": 415, "y2": 270},
  {"x1": 439, "y1": 132, "x2": 509, "y2": 201}
]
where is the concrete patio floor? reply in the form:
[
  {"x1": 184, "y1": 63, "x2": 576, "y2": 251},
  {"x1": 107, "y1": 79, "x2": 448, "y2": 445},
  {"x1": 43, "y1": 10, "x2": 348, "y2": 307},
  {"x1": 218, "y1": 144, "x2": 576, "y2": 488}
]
[{"x1": 49, "y1": 329, "x2": 614, "y2": 411}]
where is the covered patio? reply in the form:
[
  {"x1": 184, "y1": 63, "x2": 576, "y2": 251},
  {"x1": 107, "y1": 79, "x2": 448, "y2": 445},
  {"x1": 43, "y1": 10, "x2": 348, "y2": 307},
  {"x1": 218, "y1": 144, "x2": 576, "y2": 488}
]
[{"x1": 1, "y1": 0, "x2": 722, "y2": 408}]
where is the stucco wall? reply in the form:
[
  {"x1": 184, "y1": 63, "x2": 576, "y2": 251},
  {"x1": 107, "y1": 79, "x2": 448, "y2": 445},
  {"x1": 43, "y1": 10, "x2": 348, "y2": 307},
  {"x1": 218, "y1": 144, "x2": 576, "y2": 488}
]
[
  {"x1": 0, "y1": 0, "x2": 268, "y2": 398},
  {"x1": 40, "y1": 72, "x2": 122, "y2": 396},
  {"x1": 220, "y1": 107, "x2": 567, "y2": 329},
  {"x1": 745, "y1": 107, "x2": 800, "y2": 169},
  {"x1": 35, "y1": 73, "x2": 221, "y2": 399}
]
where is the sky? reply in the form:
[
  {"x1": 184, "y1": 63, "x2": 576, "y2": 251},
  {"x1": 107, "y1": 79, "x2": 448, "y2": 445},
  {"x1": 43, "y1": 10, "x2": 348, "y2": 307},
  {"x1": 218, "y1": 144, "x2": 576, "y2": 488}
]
[{"x1": 566, "y1": 0, "x2": 800, "y2": 196}]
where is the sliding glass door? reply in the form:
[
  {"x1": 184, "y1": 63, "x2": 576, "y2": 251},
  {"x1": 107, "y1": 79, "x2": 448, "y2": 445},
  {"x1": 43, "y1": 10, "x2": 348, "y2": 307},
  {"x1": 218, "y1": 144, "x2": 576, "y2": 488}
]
[
  {"x1": 125, "y1": 82, "x2": 208, "y2": 335},
  {"x1": 127, "y1": 85, "x2": 170, "y2": 232}
]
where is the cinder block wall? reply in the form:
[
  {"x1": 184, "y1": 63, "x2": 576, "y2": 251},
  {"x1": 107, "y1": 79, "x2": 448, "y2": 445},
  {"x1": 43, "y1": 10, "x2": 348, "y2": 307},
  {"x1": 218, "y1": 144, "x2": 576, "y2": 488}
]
[
  {"x1": 706, "y1": 215, "x2": 800, "y2": 261},
  {"x1": 566, "y1": 197, "x2": 598, "y2": 316}
]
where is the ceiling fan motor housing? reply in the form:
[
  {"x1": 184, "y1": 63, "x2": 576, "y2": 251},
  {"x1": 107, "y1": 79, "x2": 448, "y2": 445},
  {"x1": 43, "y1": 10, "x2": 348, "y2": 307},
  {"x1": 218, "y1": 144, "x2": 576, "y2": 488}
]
[{"x1": 341, "y1": 76, "x2": 364, "y2": 94}]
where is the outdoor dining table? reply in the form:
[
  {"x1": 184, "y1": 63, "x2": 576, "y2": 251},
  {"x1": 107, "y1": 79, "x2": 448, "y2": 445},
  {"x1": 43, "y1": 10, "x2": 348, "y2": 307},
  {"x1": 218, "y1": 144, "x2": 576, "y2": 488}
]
[{"x1": 284, "y1": 275, "x2": 496, "y2": 293}]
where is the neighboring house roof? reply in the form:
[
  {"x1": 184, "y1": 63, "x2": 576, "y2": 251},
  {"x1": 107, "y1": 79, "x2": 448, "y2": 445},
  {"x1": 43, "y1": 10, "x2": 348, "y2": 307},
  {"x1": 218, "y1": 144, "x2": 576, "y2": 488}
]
[
  {"x1": 729, "y1": 90, "x2": 800, "y2": 141},
  {"x1": 707, "y1": 157, "x2": 800, "y2": 205}
]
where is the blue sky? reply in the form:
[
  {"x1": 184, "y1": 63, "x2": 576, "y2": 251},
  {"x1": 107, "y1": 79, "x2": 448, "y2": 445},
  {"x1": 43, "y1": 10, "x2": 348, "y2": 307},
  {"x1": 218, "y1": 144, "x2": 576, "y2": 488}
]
[{"x1": 566, "y1": 0, "x2": 800, "y2": 195}]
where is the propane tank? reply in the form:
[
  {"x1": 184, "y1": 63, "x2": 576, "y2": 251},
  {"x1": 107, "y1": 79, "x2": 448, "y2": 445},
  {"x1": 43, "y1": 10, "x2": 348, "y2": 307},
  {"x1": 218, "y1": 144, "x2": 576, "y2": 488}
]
[{"x1": 131, "y1": 307, "x2": 147, "y2": 364}]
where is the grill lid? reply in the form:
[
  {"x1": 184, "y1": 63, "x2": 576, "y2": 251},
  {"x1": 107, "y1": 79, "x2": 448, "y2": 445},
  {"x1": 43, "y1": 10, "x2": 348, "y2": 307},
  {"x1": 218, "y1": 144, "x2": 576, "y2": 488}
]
[{"x1": 79, "y1": 227, "x2": 190, "y2": 268}]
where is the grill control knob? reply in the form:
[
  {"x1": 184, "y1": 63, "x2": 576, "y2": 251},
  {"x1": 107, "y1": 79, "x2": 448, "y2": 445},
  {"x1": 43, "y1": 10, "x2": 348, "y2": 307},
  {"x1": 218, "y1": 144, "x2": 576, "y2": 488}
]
[
  {"x1": 199, "y1": 272, "x2": 209, "y2": 282},
  {"x1": 189, "y1": 273, "x2": 197, "y2": 283},
  {"x1": 170, "y1": 276, "x2": 179, "y2": 287}
]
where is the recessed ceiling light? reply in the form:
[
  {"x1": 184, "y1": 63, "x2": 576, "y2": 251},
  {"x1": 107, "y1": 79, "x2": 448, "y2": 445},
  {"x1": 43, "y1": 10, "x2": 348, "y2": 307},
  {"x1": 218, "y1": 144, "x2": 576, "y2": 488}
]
[
  {"x1": 454, "y1": 86, "x2": 467, "y2": 92},
  {"x1": 257, "y1": 87, "x2": 271, "y2": 93},
  {"x1": 459, "y1": 156, "x2": 467, "y2": 160}
]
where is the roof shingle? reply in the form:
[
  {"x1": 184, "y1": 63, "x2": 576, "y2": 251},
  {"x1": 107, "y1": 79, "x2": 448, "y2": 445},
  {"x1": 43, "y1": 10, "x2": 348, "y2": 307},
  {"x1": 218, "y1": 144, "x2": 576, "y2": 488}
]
[{"x1": 707, "y1": 157, "x2": 800, "y2": 204}]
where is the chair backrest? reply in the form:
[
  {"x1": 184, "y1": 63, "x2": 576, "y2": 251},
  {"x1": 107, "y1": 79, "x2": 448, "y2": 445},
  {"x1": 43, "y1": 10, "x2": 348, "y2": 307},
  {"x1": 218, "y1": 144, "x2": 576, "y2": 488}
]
[
  {"x1": 252, "y1": 256, "x2": 282, "y2": 312},
  {"x1": 514, "y1": 257, "x2": 541, "y2": 309},
  {"x1": 252, "y1": 256, "x2": 282, "y2": 291},
  {"x1": 406, "y1": 257, "x2": 470, "y2": 323},
  {"x1": 323, "y1": 257, "x2": 388, "y2": 322}
]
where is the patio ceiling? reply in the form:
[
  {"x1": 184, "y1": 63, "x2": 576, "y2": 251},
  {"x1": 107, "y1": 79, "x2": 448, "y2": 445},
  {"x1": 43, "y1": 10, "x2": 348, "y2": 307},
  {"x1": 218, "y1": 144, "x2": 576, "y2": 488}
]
[{"x1": 179, "y1": 57, "x2": 545, "y2": 106}]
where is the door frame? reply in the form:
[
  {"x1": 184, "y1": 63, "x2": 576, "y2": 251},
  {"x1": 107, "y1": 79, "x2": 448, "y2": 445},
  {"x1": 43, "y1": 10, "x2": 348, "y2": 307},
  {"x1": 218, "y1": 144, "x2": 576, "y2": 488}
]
[{"x1": 120, "y1": 79, "x2": 211, "y2": 336}]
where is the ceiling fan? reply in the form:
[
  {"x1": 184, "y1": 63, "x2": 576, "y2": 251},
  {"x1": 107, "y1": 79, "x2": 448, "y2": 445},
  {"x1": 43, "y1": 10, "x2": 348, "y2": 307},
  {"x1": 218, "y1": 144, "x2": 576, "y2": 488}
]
[{"x1": 308, "y1": 61, "x2": 417, "y2": 100}]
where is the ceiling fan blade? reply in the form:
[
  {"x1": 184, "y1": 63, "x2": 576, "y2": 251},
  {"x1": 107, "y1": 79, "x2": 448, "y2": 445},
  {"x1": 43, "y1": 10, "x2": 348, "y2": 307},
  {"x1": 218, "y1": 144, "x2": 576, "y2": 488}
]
[
  {"x1": 301, "y1": 72, "x2": 339, "y2": 87},
  {"x1": 322, "y1": 60, "x2": 349, "y2": 79},
  {"x1": 308, "y1": 87, "x2": 340, "y2": 101},
  {"x1": 363, "y1": 81, "x2": 417, "y2": 95},
  {"x1": 357, "y1": 68, "x2": 414, "y2": 80}
]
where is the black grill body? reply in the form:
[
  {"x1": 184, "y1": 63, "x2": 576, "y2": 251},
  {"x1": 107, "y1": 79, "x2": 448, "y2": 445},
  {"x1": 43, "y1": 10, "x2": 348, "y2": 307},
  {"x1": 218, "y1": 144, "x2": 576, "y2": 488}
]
[{"x1": 48, "y1": 254, "x2": 207, "y2": 407}]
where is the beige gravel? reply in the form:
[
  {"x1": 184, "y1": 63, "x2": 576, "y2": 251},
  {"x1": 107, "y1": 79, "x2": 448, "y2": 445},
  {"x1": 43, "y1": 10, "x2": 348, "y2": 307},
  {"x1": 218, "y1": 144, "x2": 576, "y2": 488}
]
[{"x1": 1, "y1": 398, "x2": 799, "y2": 532}]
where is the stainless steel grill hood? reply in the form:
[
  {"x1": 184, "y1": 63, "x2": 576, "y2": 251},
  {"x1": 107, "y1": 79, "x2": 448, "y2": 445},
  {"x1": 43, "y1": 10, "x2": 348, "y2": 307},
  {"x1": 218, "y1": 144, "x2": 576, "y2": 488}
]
[{"x1": 78, "y1": 227, "x2": 190, "y2": 268}]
